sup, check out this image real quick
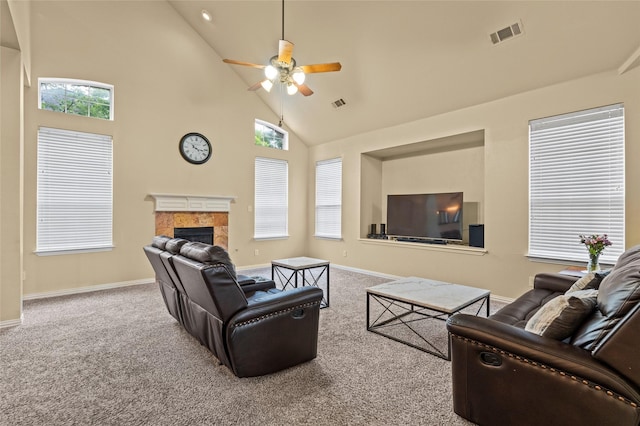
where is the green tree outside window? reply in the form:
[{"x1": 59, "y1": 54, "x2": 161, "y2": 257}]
[
  {"x1": 40, "y1": 79, "x2": 113, "y2": 120},
  {"x1": 255, "y1": 120, "x2": 287, "y2": 150}
]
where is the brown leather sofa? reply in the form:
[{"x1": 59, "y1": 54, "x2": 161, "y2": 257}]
[
  {"x1": 446, "y1": 245, "x2": 640, "y2": 425},
  {"x1": 144, "y1": 236, "x2": 275, "y2": 328},
  {"x1": 144, "y1": 237, "x2": 324, "y2": 377},
  {"x1": 143, "y1": 236, "x2": 185, "y2": 324}
]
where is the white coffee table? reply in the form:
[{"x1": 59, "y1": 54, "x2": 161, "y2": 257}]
[
  {"x1": 366, "y1": 276, "x2": 490, "y2": 360},
  {"x1": 271, "y1": 257, "x2": 330, "y2": 308}
]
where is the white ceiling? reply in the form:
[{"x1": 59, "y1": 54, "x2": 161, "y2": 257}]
[{"x1": 2, "y1": 1, "x2": 639, "y2": 146}]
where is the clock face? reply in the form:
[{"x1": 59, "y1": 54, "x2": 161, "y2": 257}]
[{"x1": 179, "y1": 133, "x2": 212, "y2": 164}]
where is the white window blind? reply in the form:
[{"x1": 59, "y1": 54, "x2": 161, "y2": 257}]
[
  {"x1": 254, "y1": 157, "x2": 288, "y2": 239},
  {"x1": 529, "y1": 103, "x2": 624, "y2": 265},
  {"x1": 37, "y1": 127, "x2": 113, "y2": 254},
  {"x1": 315, "y1": 158, "x2": 342, "y2": 239}
]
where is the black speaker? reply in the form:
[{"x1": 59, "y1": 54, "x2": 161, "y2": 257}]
[
  {"x1": 370, "y1": 224, "x2": 377, "y2": 235},
  {"x1": 380, "y1": 223, "x2": 386, "y2": 235},
  {"x1": 469, "y1": 224, "x2": 484, "y2": 248}
]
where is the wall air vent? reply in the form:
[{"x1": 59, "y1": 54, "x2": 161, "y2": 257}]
[
  {"x1": 332, "y1": 98, "x2": 347, "y2": 109},
  {"x1": 490, "y1": 20, "x2": 524, "y2": 45}
]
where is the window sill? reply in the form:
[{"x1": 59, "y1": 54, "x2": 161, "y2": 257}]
[
  {"x1": 526, "y1": 255, "x2": 615, "y2": 268},
  {"x1": 253, "y1": 236, "x2": 289, "y2": 241},
  {"x1": 314, "y1": 235, "x2": 343, "y2": 241},
  {"x1": 358, "y1": 238, "x2": 487, "y2": 255},
  {"x1": 34, "y1": 246, "x2": 114, "y2": 256}
]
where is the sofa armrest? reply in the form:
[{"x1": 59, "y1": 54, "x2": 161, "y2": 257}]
[
  {"x1": 236, "y1": 274, "x2": 256, "y2": 285},
  {"x1": 447, "y1": 314, "x2": 640, "y2": 400},
  {"x1": 232, "y1": 286, "x2": 323, "y2": 324},
  {"x1": 533, "y1": 272, "x2": 578, "y2": 292},
  {"x1": 447, "y1": 314, "x2": 640, "y2": 425},
  {"x1": 237, "y1": 275, "x2": 276, "y2": 294},
  {"x1": 225, "y1": 286, "x2": 324, "y2": 377}
]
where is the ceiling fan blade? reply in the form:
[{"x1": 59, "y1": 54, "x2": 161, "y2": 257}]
[
  {"x1": 299, "y1": 62, "x2": 342, "y2": 73},
  {"x1": 223, "y1": 59, "x2": 265, "y2": 69},
  {"x1": 248, "y1": 80, "x2": 266, "y2": 91},
  {"x1": 295, "y1": 83, "x2": 314, "y2": 97},
  {"x1": 277, "y1": 40, "x2": 294, "y2": 65}
]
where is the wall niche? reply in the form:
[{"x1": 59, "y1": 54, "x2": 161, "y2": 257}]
[{"x1": 360, "y1": 129, "x2": 485, "y2": 245}]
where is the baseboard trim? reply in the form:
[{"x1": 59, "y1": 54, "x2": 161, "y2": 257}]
[
  {"x1": 236, "y1": 263, "x2": 271, "y2": 272},
  {"x1": 23, "y1": 278, "x2": 155, "y2": 301},
  {"x1": 236, "y1": 262, "x2": 515, "y2": 303},
  {"x1": 0, "y1": 315, "x2": 23, "y2": 329},
  {"x1": 330, "y1": 263, "x2": 403, "y2": 280},
  {"x1": 237, "y1": 262, "x2": 402, "y2": 280},
  {"x1": 491, "y1": 294, "x2": 514, "y2": 304}
]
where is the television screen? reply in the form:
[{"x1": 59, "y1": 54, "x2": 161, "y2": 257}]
[{"x1": 386, "y1": 192, "x2": 463, "y2": 241}]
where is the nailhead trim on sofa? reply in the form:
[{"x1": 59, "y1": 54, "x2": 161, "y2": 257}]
[
  {"x1": 231, "y1": 301, "x2": 321, "y2": 328},
  {"x1": 450, "y1": 334, "x2": 639, "y2": 409}
]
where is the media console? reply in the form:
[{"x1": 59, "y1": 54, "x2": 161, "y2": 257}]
[
  {"x1": 395, "y1": 237, "x2": 447, "y2": 245},
  {"x1": 359, "y1": 237, "x2": 486, "y2": 256}
]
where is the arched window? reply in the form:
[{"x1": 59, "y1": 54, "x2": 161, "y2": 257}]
[
  {"x1": 39, "y1": 78, "x2": 114, "y2": 120},
  {"x1": 255, "y1": 119, "x2": 288, "y2": 150}
]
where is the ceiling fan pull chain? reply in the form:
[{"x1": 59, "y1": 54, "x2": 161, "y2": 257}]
[
  {"x1": 281, "y1": 0, "x2": 285, "y2": 40},
  {"x1": 279, "y1": 83, "x2": 284, "y2": 127}
]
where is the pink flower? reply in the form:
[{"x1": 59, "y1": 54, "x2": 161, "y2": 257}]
[{"x1": 579, "y1": 234, "x2": 612, "y2": 256}]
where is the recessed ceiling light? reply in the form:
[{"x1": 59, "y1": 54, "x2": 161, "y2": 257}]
[{"x1": 201, "y1": 9, "x2": 212, "y2": 22}]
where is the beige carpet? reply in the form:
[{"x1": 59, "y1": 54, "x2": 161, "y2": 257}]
[{"x1": 0, "y1": 266, "x2": 485, "y2": 425}]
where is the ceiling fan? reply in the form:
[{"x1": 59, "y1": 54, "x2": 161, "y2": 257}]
[{"x1": 222, "y1": 0, "x2": 341, "y2": 97}]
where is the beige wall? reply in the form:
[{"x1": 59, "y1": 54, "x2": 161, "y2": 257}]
[
  {"x1": 17, "y1": 1, "x2": 309, "y2": 299},
  {"x1": 0, "y1": 46, "x2": 24, "y2": 324},
  {"x1": 308, "y1": 67, "x2": 640, "y2": 299},
  {"x1": 2, "y1": 1, "x2": 639, "y2": 324}
]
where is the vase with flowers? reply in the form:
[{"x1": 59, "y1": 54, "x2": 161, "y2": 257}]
[{"x1": 579, "y1": 234, "x2": 612, "y2": 272}]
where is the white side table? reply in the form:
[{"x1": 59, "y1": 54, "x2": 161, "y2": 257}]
[{"x1": 271, "y1": 257, "x2": 330, "y2": 308}]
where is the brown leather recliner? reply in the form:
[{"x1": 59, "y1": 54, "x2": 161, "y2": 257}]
[
  {"x1": 447, "y1": 246, "x2": 640, "y2": 425},
  {"x1": 170, "y1": 241, "x2": 324, "y2": 377},
  {"x1": 144, "y1": 236, "x2": 278, "y2": 331}
]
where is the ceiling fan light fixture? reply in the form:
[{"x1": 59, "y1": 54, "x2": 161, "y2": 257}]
[
  {"x1": 261, "y1": 80, "x2": 274, "y2": 92},
  {"x1": 264, "y1": 65, "x2": 278, "y2": 80},
  {"x1": 221, "y1": 0, "x2": 341, "y2": 98},
  {"x1": 292, "y1": 68, "x2": 305, "y2": 85},
  {"x1": 201, "y1": 9, "x2": 212, "y2": 22}
]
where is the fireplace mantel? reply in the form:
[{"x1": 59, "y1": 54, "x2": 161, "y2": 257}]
[{"x1": 149, "y1": 193, "x2": 236, "y2": 212}]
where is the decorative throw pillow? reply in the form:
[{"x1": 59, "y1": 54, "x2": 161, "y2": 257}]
[
  {"x1": 525, "y1": 289, "x2": 598, "y2": 340},
  {"x1": 566, "y1": 270, "x2": 611, "y2": 294}
]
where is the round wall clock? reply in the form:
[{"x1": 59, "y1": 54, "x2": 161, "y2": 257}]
[{"x1": 179, "y1": 132, "x2": 212, "y2": 165}]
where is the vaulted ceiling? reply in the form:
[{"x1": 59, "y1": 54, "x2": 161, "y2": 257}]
[{"x1": 169, "y1": 1, "x2": 640, "y2": 146}]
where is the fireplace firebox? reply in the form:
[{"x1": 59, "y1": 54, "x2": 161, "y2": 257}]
[{"x1": 174, "y1": 227, "x2": 214, "y2": 245}]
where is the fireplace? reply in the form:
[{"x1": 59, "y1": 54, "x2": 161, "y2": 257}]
[
  {"x1": 149, "y1": 194, "x2": 236, "y2": 250},
  {"x1": 174, "y1": 226, "x2": 214, "y2": 245}
]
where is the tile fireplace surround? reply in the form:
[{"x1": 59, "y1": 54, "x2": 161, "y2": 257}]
[{"x1": 149, "y1": 194, "x2": 236, "y2": 250}]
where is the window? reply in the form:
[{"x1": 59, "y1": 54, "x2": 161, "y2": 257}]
[
  {"x1": 255, "y1": 119, "x2": 288, "y2": 150},
  {"x1": 39, "y1": 78, "x2": 114, "y2": 120},
  {"x1": 529, "y1": 103, "x2": 624, "y2": 264},
  {"x1": 254, "y1": 157, "x2": 288, "y2": 239},
  {"x1": 315, "y1": 158, "x2": 342, "y2": 239},
  {"x1": 37, "y1": 127, "x2": 113, "y2": 254}
]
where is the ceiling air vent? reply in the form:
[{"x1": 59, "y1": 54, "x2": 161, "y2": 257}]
[
  {"x1": 332, "y1": 98, "x2": 347, "y2": 109},
  {"x1": 490, "y1": 20, "x2": 524, "y2": 45}
]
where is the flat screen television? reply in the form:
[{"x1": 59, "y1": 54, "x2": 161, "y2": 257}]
[{"x1": 386, "y1": 192, "x2": 463, "y2": 241}]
